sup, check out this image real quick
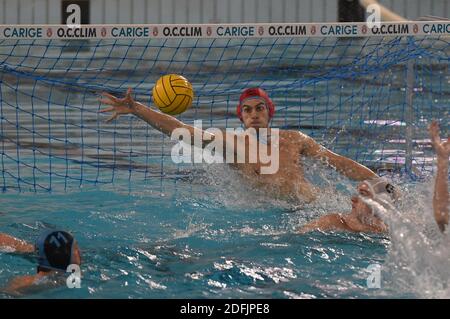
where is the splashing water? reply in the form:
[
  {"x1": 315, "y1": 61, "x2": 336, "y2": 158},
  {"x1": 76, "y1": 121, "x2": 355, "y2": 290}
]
[
  {"x1": 362, "y1": 178, "x2": 450, "y2": 298},
  {"x1": 0, "y1": 160, "x2": 448, "y2": 298}
]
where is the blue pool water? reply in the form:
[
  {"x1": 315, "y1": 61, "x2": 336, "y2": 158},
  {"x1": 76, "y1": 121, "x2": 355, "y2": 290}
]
[
  {"x1": 0, "y1": 36, "x2": 449, "y2": 298},
  {"x1": 0, "y1": 165, "x2": 448, "y2": 299}
]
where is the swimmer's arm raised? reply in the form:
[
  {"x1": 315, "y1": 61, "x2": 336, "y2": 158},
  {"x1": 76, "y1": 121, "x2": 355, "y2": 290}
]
[
  {"x1": 301, "y1": 135, "x2": 377, "y2": 181},
  {"x1": 434, "y1": 159, "x2": 449, "y2": 232},
  {"x1": 99, "y1": 88, "x2": 215, "y2": 147},
  {"x1": 429, "y1": 121, "x2": 449, "y2": 233},
  {"x1": 0, "y1": 233, "x2": 34, "y2": 253}
]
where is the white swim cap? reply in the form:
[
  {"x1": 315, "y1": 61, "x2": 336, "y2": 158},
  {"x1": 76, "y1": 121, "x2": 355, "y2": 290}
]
[{"x1": 363, "y1": 177, "x2": 398, "y2": 203}]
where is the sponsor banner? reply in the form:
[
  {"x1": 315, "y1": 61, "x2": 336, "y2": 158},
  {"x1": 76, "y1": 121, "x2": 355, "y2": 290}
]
[{"x1": 0, "y1": 22, "x2": 449, "y2": 39}]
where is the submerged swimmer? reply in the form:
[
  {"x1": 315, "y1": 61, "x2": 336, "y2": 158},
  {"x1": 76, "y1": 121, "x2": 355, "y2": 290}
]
[
  {"x1": 99, "y1": 87, "x2": 376, "y2": 203},
  {"x1": 298, "y1": 120, "x2": 449, "y2": 234},
  {"x1": 297, "y1": 177, "x2": 397, "y2": 234},
  {"x1": 0, "y1": 229, "x2": 81, "y2": 295}
]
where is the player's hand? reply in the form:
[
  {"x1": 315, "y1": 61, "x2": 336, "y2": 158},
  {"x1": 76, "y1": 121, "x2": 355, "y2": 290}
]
[
  {"x1": 98, "y1": 88, "x2": 136, "y2": 123},
  {"x1": 429, "y1": 120, "x2": 450, "y2": 159}
]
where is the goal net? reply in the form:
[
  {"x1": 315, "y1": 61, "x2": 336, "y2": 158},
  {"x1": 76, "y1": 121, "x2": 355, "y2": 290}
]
[{"x1": 0, "y1": 22, "x2": 448, "y2": 192}]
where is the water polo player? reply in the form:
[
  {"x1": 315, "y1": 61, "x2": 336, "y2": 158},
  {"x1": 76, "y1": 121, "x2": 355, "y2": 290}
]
[
  {"x1": 297, "y1": 177, "x2": 398, "y2": 234},
  {"x1": 298, "y1": 120, "x2": 449, "y2": 234},
  {"x1": 99, "y1": 87, "x2": 377, "y2": 203},
  {"x1": 0, "y1": 229, "x2": 81, "y2": 295}
]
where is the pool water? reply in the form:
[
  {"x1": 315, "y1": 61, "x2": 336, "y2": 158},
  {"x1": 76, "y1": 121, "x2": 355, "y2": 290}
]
[
  {"x1": 1, "y1": 36, "x2": 449, "y2": 298},
  {"x1": 1, "y1": 165, "x2": 448, "y2": 299}
]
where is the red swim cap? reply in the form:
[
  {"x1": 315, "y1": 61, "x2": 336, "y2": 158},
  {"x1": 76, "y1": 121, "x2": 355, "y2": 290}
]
[{"x1": 236, "y1": 88, "x2": 275, "y2": 121}]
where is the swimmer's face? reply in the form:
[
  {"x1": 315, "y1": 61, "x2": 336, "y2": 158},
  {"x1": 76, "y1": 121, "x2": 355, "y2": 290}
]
[
  {"x1": 241, "y1": 98, "x2": 270, "y2": 129},
  {"x1": 72, "y1": 242, "x2": 81, "y2": 265},
  {"x1": 351, "y1": 182, "x2": 373, "y2": 215}
]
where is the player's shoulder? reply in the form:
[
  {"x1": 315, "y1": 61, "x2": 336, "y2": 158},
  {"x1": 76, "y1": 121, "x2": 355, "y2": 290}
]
[{"x1": 279, "y1": 129, "x2": 312, "y2": 142}]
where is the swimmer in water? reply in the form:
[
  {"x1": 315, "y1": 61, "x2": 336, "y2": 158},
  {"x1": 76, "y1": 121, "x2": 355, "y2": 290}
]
[
  {"x1": 298, "y1": 120, "x2": 449, "y2": 234},
  {"x1": 297, "y1": 177, "x2": 397, "y2": 234},
  {"x1": 99, "y1": 87, "x2": 377, "y2": 203},
  {"x1": 0, "y1": 229, "x2": 81, "y2": 295}
]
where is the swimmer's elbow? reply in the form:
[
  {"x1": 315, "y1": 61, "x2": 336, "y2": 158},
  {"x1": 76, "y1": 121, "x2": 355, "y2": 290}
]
[
  {"x1": 297, "y1": 215, "x2": 340, "y2": 234},
  {"x1": 296, "y1": 225, "x2": 314, "y2": 234}
]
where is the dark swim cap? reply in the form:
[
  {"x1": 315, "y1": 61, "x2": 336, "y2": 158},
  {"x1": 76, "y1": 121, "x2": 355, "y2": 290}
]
[{"x1": 35, "y1": 230, "x2": 77, "y2": 272}]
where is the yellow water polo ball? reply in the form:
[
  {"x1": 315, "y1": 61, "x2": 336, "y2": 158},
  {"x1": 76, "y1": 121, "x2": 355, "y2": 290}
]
[{"x1": 152, "y1": 74, "x2": 194, "y2": 115}]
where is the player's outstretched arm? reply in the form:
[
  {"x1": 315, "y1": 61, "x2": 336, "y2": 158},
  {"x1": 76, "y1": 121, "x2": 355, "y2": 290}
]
[
  {"x1": 301, "y1": 134, "x2": 377, "y2": 181},
  {"x1": 429, "y1": 120, "x2": 449, "y2": 233},
  {"x1": 0, "y1": 233, "x2": 34, "y2": 253},
  {"x1": 99, "y1": 88, "x2": 214, "y2": 146}
]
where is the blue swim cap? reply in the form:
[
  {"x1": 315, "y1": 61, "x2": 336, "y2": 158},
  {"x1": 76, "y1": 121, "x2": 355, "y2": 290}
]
[{"x1": 35, "y1": 230, "x2": 77, "y2": 272}]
